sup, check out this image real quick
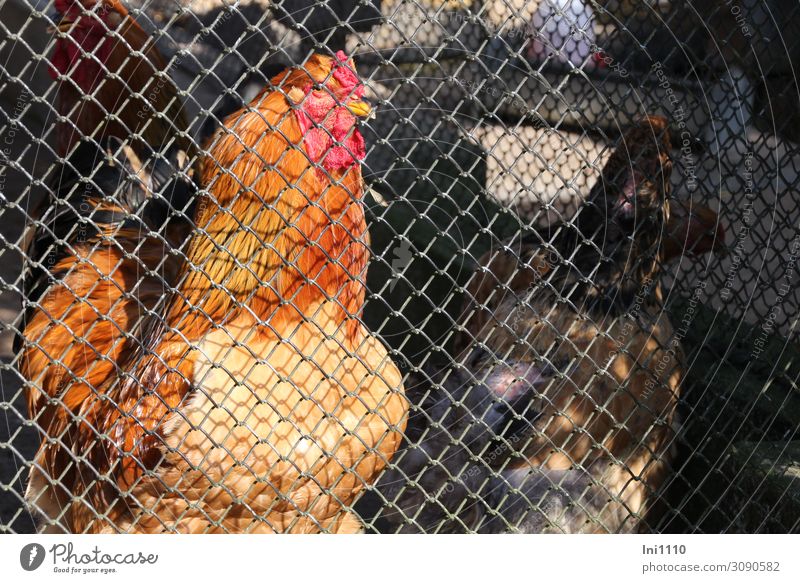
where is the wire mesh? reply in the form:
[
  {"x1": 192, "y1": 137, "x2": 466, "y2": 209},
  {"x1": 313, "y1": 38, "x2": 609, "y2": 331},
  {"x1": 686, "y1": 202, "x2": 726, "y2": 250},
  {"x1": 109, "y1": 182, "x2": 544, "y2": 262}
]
[{"x1": 0, "y1": 0, "x2": 798, "y2": 533}]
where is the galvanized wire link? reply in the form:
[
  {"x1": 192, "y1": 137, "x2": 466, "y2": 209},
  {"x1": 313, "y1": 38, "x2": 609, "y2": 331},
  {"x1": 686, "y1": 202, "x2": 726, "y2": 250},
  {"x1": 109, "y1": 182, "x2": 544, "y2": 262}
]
[{"x1": 1, "y1": 0, "x2": 799, "y2": 534}]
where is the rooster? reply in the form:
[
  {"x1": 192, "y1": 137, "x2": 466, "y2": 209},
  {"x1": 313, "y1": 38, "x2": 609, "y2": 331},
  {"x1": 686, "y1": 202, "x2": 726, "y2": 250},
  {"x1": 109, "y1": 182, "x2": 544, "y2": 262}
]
[
  {"x1": 19, "y1": 137, "x2": 195, "y2": 533},
  {"x1": 24, "y1": 52, "x2": 407, "y2": 533},
  {"x1": 20, "y1": 0, "x2": 196, "y2": 533},
  {"x1": 363, "y1": 116, "x2": 723, "y2": 533},
  {"x1": 48, "y1": 0, "x2": 191, "y2": 156}
]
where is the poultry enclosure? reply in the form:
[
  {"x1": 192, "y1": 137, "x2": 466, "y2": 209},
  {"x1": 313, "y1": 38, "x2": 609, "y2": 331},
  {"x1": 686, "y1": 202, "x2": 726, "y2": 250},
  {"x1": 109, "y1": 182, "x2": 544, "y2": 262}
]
[{"x1": 0, "y1": 0, "x2": 798, "y2": 533}]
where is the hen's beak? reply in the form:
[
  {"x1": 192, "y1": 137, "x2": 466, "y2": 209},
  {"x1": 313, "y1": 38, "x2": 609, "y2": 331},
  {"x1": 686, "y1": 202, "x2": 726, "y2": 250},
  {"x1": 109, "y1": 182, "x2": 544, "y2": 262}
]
[{"x1": 347, "y1": 100, "x2": 372, "y2": 118}]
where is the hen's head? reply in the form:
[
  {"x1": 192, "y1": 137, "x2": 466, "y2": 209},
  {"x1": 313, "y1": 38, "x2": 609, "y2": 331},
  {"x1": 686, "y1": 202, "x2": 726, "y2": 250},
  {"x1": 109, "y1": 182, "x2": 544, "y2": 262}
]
[
  {"x1": 572, "y1": 116, "x2": 673, "y2": 303},
  {"x1": 49, "y1": 0, "x2": 133, "y2": 91},
  {"x1": 277, "y1": 51, "x2": 370, "y2": 174},
  {"x1": 580, "y1": 116, "x2": 672, "y2": 247},
  {"x1": 602, "y1": 115, "x2": 673, "y2": 224}
]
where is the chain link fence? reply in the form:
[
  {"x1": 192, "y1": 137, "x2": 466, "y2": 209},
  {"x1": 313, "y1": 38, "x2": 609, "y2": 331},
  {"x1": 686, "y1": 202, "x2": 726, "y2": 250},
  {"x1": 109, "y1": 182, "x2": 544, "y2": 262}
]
[{"x1": 0, "y1": 0, "x2": 798, "y2": 533}]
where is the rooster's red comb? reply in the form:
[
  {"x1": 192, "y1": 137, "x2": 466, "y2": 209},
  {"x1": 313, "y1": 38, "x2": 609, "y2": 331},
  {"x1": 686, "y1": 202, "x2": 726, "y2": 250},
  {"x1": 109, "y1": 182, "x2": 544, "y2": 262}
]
[{"x1": 331, "y1": 50, "x2": 364, "y2": 99}]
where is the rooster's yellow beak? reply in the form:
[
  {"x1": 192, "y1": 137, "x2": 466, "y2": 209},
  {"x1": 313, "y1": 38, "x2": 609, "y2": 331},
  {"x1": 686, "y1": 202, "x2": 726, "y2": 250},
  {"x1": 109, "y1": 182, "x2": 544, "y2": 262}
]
[{"x1": 347, "y1": 100, "x2": 372, "y2": 118}]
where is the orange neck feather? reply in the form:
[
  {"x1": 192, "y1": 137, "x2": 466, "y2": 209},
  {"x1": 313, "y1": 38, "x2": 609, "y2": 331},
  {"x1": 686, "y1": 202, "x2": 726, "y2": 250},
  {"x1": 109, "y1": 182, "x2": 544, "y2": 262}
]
[{"x1": 167, "y1": 87, "x2": 367, "y2": 341}]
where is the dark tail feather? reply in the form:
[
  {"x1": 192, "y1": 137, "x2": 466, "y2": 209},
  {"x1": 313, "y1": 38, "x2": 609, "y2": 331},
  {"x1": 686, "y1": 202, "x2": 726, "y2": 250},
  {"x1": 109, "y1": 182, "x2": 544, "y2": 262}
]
[{"x1": 15, "y1": 137, "x2": 196, "y2": 353}]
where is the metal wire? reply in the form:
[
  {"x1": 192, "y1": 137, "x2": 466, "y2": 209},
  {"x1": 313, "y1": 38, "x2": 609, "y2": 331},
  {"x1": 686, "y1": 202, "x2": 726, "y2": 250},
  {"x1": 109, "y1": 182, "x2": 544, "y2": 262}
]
[{"x1": 0, "y1": 0, "x2": 798, "y2": 533}]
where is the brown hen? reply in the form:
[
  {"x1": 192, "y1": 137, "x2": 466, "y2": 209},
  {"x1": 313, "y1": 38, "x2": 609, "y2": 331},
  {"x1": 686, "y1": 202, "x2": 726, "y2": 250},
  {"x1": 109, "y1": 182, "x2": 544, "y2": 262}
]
[{"x1": 456, "y1": 116, "x2": 721, "y2": 532}]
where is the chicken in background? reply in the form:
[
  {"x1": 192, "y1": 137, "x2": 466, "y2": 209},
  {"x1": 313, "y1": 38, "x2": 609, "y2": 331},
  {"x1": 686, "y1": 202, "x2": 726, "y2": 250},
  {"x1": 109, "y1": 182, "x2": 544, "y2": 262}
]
[
  {"x1": 49, "y1": 0, "x2": 192, "y2": 156},
  {"x1": 19, "y1": 0, "x2": 198, "y2": 533},
  {"x1": 355, "y1": 347, "x2": 620, "y2": 533},
  {"x1": 360, "y1": 116, "x2": 726, "y2": 533},
  {"x1": 459, "y1": 116, "x2": 706, "y2": 532},
  {"x1": 355, "y1": 348, "x2": 548, "y2": 533},
  {"x1": 23, "y1": 53, "x2": 407, "y2": 533},
  {"x1": 459, "y1": 118, "x2": 726, "y2": 358}
]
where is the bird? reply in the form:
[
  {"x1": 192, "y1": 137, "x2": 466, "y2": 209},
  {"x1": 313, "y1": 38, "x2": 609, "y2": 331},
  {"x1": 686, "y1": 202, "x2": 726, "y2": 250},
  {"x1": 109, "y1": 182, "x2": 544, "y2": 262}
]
[
  {"x1": 48, "y1": 0, "x2": 192, "y2": 156},
  {"x1": 22, "y1": 52, "x2": 408, "y2": 533},
  {"x1": 354, "y1": 348, "x2": 620, "y2": 533},
  {"x1": 19, "y1": 0, "x2": 198, "y2": 533},
  {"x1": 18, "y1": 136, "x2": 196, "y2": 533},
  {"x1": 457, "y1": 115, "x2": 689, "y2": 532},
  {"x1": 354, "y1": 348, "x2": 554, "y2": 533},
  {"x1": 360, "y1": 116, "x2": 724, "y2": 533}
]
